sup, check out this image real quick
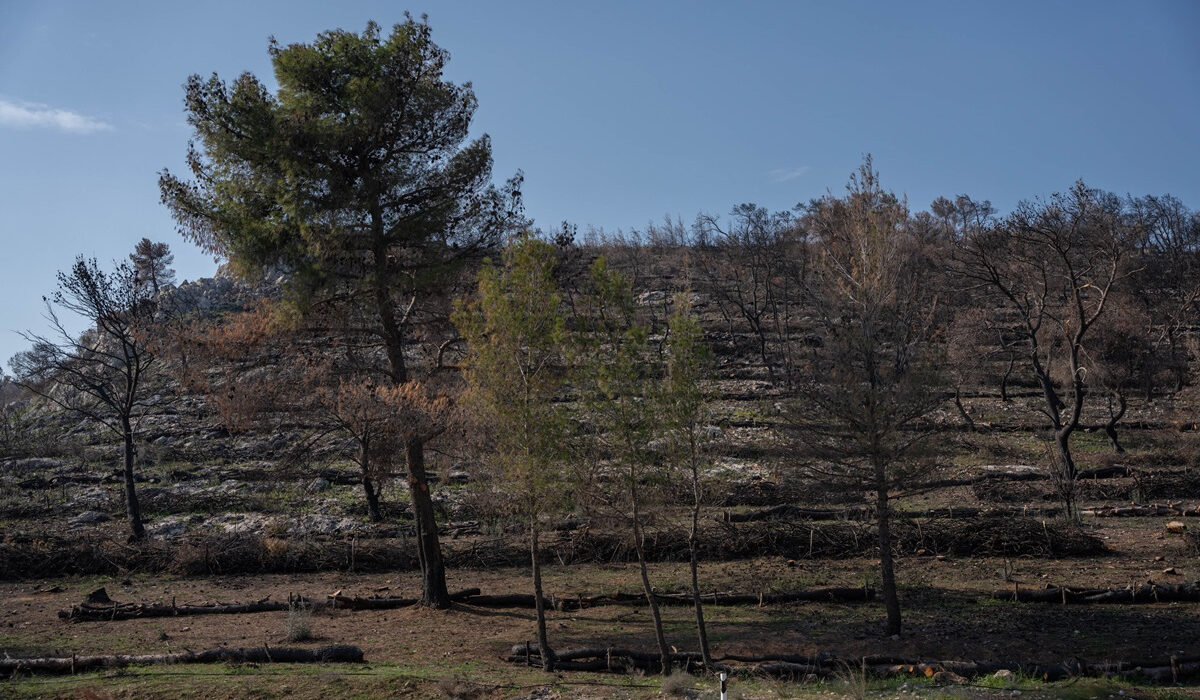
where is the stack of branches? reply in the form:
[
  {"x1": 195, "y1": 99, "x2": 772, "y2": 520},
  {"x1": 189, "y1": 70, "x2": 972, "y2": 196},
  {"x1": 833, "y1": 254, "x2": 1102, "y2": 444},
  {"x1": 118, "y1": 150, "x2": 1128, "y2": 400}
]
[
  {"x1": 1134, "y1": 468, "x2": 1200, "y2": 500},
  {"x1": 61, "y1": 586, "x2": 873, "y2": 622},
  {"x1": 973, "y1": 467, "x2": 1200, "y2": 503},
  {"x1": 992, "y1": 581, "x2": 1200, "y2": 604},
  {"x1": 1, "y1": 645, "x2": 364, "y2": 675},
  {"x1": 892, "y1": 517, "x2": 1107, "y2": 557},
  {"x1": 0, "y1": 517, "x2": 1104, "y2": 580},
  {"x1": 501, "y1": 518, "x2": 1104, "y2": 563},
  {"x1": 0, "y1": 532, "x2": 416, "y2": 579},
  {"x1": 61, "y1": 587, "x2": 482, "y2": 622},
  {"x1": 973, "y1": 478, "x2": 1129, "y2": 503}
]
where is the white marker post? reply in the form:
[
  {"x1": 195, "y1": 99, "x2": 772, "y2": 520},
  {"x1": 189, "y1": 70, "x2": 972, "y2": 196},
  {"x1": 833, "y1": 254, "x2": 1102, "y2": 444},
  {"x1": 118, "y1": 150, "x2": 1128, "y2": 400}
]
[{"x1": 720, "y1": 671, "x2": 728, "y2": 700}]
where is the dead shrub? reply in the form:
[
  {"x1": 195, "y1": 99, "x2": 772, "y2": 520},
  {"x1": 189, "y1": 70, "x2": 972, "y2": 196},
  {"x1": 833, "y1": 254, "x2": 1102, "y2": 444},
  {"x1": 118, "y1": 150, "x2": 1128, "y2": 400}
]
[
  {"x1": 661, "y1": 669, "x2": 696, "y2": 697},
  {"x1": 1132, "y1": 468, "x2": 1200, "y2": 500},
  {"x1": 286, "y1": 602, "x2": 314, "y2": 642},
  {"x1": 437, "y1": 678, "x2": 487, "y2": 700}
]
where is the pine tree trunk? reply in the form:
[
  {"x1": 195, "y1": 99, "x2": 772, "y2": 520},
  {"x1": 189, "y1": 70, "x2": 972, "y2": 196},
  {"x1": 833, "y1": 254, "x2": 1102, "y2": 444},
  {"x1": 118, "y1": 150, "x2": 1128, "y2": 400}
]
[
  {"x1": 632, "y1": 514, "x2": 671, "y2": 675},
  {"x1": 688, "y1": 452, "x2": 713, "y2": 666},
  {"x1": 371, "y1": 241, "x2": 447, "y2": 606},
  {"x1": 406, "y1": 438, "x2": 450, "y2": 608},
  {"x1": 122, "y1": 420, "x2": 144, "y2": 540},
  {"x1": 875, "y1": 482, "x2": 900, "y2": 636},
  {"x1": 530, "y1": 523, "x2": 555, "y2": 671}
]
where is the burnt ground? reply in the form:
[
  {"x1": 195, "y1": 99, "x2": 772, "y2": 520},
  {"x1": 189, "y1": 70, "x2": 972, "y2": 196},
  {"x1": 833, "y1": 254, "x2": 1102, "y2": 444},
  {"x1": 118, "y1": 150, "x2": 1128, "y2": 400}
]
[{"x1": 3, "y1": 346, "x2": 1200, "y2": 697}]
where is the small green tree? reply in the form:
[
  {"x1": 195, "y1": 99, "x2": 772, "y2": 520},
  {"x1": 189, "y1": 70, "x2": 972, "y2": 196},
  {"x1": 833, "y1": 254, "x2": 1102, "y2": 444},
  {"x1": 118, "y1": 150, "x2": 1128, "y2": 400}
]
[
  {"x1": 660, "y1": 292, "x2": 715, "y2": 666},
  {"x1": 572, "y1": 258, "x2": 673, "y2": 674},
  {"x1": 129, "y1": 239, "x2": 175, "y2": 294},
  {"x1": 454, "y1": 234, "x2": 570, "y2": 670}
]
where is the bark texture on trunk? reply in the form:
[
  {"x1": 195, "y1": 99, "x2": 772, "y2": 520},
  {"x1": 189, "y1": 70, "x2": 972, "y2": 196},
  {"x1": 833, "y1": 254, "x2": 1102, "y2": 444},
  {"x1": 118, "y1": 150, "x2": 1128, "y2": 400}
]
[
  {"x1": 406, "y1": 438, "x2": 450, "y2": 608},
  {"x1": 360, "y1": 441, "x2": 382, "y2": 523},
  {"x1": 530, "y1": 524, "x2": 555, "y2": 671},
  {"x1": 372, "y1": 242, "x2": 450, "y2": 608},
  {"x1": 631, "y1": 492, "x2": 671, "y2": 675},
  {"x1": 687, "y1": 446, "x2": 713, "y2": 666},
  {"x1": 362, "y1": 476, "x2": 382, "y2": 523},
  {"x1": 876, "y1": 482, "x2": 901, "y2": 636},
  {"x1": 999, "y1": 353, "x2": 1014, "y2": 402},
  {"x1": 954, "y1": 386, "x2": 975, "y2": 431},
  {"x1": 122, "y1": 422, "x2": 144, "y2": 540},
  {"x1": 1104, "y1": 393, "x2": 1128, "y2": 454}
]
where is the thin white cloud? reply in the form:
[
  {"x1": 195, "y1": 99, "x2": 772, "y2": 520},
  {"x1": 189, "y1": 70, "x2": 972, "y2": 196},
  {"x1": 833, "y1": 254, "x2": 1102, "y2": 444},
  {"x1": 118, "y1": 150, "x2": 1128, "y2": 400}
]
[
  {"x1": 769, "y1": 165, "x2": 811, "y2": 183},
  {"x1": 0, "y1": 98, "x2": 112, "y2": 134}
]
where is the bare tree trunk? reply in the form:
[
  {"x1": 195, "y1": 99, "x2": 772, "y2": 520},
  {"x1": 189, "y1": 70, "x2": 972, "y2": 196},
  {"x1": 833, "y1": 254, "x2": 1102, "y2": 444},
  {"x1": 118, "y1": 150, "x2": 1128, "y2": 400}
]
[
  {"x1": 530, "y1": 522, "x2": 555, "y2": 671},
  {"x1": 406, "y1": 438, "x2": 450, "y2": 608},
  {"x1": 875, "y1": 478, "x2": 900, "y2": 636},
  {"x1": 1032, "y1": 359, "x2": 1079, "y2": 518},
  {"x1": 954, "y1": 386, "x2": 975, "y2": 431},
  {"x1": 687, "y1": 446, "x2": 713, "y2": 666},
  {"x1": 1169, "y1": 329, "x2": 1185, "y2": 394},
  {"x1": 362, "y1": 477, "x2": 382, "y2": 523},
  {"x1": 999, "y1": 352, "x2": 1014, "y2": 402},
  {"x1": 1105, "y1": 392, "x2": 1128, "y2": 454},
  {"x1": 359, "y1": 441, "x2": 382, "y2": 522},
  {"x1": 631, "y1": 502, "x2": 671, "y2": 675},
  {"x1": 122, "y1": 419, "x2": 144, "y2": 540},
  {"x1": 1054, "y1": 431, "x2": 1079, "y2": 519},
  {"x1": 371, "y1": 246, "x2": 449, "y2": 607}
]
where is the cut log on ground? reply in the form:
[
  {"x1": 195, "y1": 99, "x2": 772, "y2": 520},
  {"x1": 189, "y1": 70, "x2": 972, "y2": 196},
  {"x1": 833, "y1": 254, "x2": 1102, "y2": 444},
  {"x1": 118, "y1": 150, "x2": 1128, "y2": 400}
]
[
  {"x1": 506, "y1": 645, "x2": 1200, "y2": 683},
  {"x1": 992, "y1": 581, "x2": 1200, "y2": 604},
  {"x1": 0, "y1": 645, "x2": 364, "y2": 675}
]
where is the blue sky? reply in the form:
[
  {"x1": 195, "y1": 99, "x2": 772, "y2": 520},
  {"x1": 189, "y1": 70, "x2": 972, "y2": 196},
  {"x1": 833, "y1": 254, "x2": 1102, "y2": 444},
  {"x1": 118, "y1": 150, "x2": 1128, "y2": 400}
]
[{"x1": 2, "y1": 1, "x2": 1198, "y2": 366}]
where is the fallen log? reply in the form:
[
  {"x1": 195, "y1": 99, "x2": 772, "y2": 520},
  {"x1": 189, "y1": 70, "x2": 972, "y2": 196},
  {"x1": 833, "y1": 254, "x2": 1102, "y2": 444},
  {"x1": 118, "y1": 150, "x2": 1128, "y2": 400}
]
[
  {"x1": 506, "y1": 645, "x2": 1200, "y2": 683},
  {"x1": 1082, "y1": 504, "x2": 1200, "y2": 518},
  {"x1": 0, "y1": 644, "x2": 364, "y2": 675},
  {"x1": 60, "y1": 587, "x2": 481, "y2": 622},
  {"x1": 991, "y1": 581, "x2": 1200, "y2": 604},
  {"x1": 328, "y1": 587, "x2": 480, "y2": 610}
]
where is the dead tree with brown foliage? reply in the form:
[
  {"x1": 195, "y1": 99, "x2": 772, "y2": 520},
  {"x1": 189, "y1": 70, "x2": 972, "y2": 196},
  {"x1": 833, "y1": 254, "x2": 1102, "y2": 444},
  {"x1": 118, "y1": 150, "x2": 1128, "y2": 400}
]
[
  {"x1": 786, "y1": 158, "x2": 947, "y2": 637},
  {"x1": 168, "y1": 303, "x2": 449, "y2": 523}
]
